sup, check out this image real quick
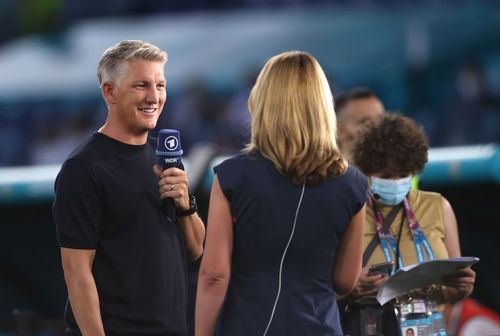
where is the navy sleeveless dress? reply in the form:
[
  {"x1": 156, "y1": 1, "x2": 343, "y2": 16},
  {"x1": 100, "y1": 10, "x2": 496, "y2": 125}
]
[{"x1": 214, "y1": 151, "x2": 367, "y2": 336}]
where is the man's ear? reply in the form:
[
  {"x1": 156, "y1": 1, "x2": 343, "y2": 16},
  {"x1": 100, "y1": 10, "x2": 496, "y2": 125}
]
[{"x1": 102, "y1": 82, "x2": 116, "y2": 105}]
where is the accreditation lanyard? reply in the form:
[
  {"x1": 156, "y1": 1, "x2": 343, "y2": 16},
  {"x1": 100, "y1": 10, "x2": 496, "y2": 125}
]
[
  {"x1": 402, "y1": 198, "x2": 435, "y2": 263},
  {"x1": 368, "y1": 195, "x2": 435, "y2": 268},
  {"x1": 367, "y1": 195, "x2": 404, "y2": 269}
]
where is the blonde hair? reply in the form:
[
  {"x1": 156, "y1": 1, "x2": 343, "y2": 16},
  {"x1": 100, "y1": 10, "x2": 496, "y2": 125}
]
[
  {"x1": 97, "y1": 40, "x2": 168, "y2": 86},
  {"x1": 246, "y1": 51, "x2": 347, "y2": 185}
]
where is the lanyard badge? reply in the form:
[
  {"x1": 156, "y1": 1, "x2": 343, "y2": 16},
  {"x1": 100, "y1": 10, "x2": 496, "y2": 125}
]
[{"x1": 369, "y1": 195, "x2": 434, "y2": 269}]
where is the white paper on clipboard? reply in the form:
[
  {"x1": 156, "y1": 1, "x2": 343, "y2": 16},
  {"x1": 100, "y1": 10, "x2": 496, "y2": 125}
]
[{"x1": 377, "y1": 256, "x2": 479, "y2": 306}]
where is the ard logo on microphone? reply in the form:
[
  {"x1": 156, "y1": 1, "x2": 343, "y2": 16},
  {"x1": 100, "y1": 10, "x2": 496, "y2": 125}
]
[{"x1": 164, "y1": 136, "x2": 179, "y2": 151}]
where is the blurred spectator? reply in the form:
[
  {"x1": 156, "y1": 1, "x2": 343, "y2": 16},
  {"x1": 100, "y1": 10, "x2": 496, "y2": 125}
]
[
  {"x1": 438, "y1": 63, "x2": 500, "y2": 146},
  {"x1": 334, "y1": 87, "x2": 385, "y2": 152},
  {"x1": 168, "y1": 83, "x2": 202, "y2": 151},
  {"x1": 221, "y1": 71, "x2": 258, "y2": 151},
  {"x1": 0, "y1": 103, "x2": 30, "y2": 166},
  {"x1": 0, "y1": 124, "x2": 25, "y2": 166},
  {"x1": 31, "y1": 114, "x2": 92, "y2": 165},
  {"x1": 164, "y1": 81, "x2": 217, "y2": 152}
]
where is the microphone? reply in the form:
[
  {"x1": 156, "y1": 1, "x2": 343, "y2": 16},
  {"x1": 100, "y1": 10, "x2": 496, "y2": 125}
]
[{"x1": 156, "y1": 129, "x2": 184, "y2": 221}]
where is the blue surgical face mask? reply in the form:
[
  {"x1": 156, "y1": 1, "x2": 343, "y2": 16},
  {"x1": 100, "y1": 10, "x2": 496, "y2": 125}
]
[{"x1": 370, "y1": 176, "x2": 412, "y2": 205}]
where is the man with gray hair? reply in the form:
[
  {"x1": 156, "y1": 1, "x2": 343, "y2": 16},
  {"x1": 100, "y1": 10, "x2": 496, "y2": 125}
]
[{"x1": 53, "y1": 40, "x2": 205, "y2": 335}]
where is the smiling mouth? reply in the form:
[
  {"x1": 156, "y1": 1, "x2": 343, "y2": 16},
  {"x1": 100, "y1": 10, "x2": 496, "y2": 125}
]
[{"x1": 139, "y1": 108, "x2": 157, "y2": 113}]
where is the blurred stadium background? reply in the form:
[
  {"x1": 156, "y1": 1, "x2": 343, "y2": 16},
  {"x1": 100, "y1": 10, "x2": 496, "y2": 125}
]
[{"x1": 0, "y1": 0, "x2": 499, "y2": 335}]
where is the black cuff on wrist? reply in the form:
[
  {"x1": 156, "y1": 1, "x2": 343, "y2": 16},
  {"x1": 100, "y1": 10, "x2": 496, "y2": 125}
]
[{"x1": 176, "y1": 195, "x2": 197, "y2": 217}]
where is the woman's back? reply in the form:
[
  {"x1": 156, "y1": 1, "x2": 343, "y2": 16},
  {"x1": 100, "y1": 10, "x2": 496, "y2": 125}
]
[{"x1": 214, "y1": 152, "x2": 366, "y2": 335}]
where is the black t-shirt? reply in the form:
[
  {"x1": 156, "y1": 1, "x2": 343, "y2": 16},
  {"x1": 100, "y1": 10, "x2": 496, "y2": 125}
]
[{"x1": 53, "y1": 132, "x2": 187, "y2": 335}]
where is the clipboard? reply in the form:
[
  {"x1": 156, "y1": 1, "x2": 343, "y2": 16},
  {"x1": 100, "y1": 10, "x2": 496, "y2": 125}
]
[{"x1": 377, "y1": 256, "x2": 479, "y2": 305}]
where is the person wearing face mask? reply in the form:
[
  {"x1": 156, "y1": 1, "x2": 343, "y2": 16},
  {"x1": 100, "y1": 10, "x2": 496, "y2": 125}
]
[{"x1": 339, "y1": 114, "x2": 476, "y2": 336}]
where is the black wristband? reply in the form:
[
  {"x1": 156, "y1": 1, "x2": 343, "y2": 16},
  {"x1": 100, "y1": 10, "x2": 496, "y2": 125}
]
[{"x1": 176, "y1": 195, "x2": 197, "y2": 217}]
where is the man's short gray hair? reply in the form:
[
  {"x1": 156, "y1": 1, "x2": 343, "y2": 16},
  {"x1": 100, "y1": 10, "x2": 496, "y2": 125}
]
[{"x1": 97, "y1": 40, "x2": 168, "y2": 86}]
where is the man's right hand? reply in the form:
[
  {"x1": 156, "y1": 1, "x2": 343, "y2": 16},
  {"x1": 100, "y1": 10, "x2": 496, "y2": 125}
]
[{"x1": 61, "y1": 248, "x2": 106, "y2": 336}]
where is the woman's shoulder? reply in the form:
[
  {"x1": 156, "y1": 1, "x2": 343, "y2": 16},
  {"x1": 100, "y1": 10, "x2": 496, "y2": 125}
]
[
  {"x1": 325, "y1": 164, "x2": 368, "y2": 199},
  {"x1": 345, "y1": 164, "x2": 365, "y2": 177},
  {"x1": 214, "y1": 151, "x2": 264, "y2": 173},
  {"x1": 410, "y1": 189, "x2": 444, "y2": 204},
  {"x1": 218, "y1": 151, "x2": 256, "y2": 165},
  {"x1": 338, "y1": 164, "x2": 368, "y2": 185}
]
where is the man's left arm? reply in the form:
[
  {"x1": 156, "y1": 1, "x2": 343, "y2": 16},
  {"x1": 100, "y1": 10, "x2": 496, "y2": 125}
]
[
  {"x1": 154, "y1": 165, "x2": 205, "y2": 260},
  {"x1": 178, "y1": 212, "x2": 205, "y2": 260}
]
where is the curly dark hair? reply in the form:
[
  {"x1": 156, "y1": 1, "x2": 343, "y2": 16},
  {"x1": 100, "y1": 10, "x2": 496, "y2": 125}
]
[{"x1": 350, "y1": 114, "x2": 429, "y2": 176}]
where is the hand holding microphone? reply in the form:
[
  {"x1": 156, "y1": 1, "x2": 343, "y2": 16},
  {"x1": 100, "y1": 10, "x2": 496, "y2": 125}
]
[{"x1": 154, "y1": 129, "x2": 190, "y2": 221}]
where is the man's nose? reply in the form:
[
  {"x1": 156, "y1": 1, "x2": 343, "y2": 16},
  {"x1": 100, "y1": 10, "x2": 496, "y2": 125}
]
[{"x1": 145, "y1": 87, "x2": 159, "y2": 104}]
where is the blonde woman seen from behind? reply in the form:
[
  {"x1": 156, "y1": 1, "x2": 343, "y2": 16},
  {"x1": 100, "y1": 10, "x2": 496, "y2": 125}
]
[{"x1": 195, "y1": 51, "x2": 367, "y2": 336}]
